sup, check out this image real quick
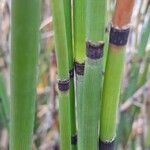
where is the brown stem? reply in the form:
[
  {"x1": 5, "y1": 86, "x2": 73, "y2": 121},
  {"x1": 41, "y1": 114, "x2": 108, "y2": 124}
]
[{"x1": 112, "y1": 0, "x2": 135, "y2": 27}]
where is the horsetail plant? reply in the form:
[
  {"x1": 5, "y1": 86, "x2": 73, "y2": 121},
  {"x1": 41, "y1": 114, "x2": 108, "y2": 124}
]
[
  {"x1": 73, "y1": 0, "x2": 86, "y2": 147},
  {"x1": 51, "y1": 0, "x2": 71, "y2": 150},
  {"x1": 9, "y1": 0, "x2": 150, "y2": 149},
  {"x1": 78, "y1": 0, "x2": 106, "y2": 150},
  {"x1": 10, "y1": 0, "x2": 40, "y2": 149},
  {"x1": 63, "y1": 0, "x2": 76, "y2": 148},
  {"x1": 100, "y1": 0, "x2": 135, "y2": 149}
]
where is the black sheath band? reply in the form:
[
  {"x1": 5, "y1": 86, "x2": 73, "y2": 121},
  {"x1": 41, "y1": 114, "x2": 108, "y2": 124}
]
[
  {"x1": 71, "y1": 134, "x2": 77, "y2": 145},
  {"x1": 99, "y1": 139, "x2": 115, "y2": 150},
  {"x1": 109, "y1": 26, "x2": 130, "y2": 46},
  {"x1": 58, "y1": 79, "x2": 70, "y2": 92},
  {"x1": 75, "y1": 62, "x2": 85, "y2": 76},
  {"x1": 86, "y1": 41, "x2": 104, "y2": 59},
  {"x1": 69, "y1": 68, "x2": 74, "y2": 79}
]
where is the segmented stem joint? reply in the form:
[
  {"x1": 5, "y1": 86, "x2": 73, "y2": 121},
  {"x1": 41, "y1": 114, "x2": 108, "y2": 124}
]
[
  {"x1": 109, "y1": 26, "x2": 130, "y2": 47},
  {"x1": 99, "y1": 139, "x2": 115, "y2": 150},
  {"x1": 75, "y1": 62, "x2": 85, "y2": 76},
  {"x1": 86, "y1": 41, "x2": 104, "y2": 59},
  {"x1": 71, "y1": 134, "x2": 77, "y2": 145},
  {"x1": 58, "y1": 79, "x2": 70, "y2": 92}
]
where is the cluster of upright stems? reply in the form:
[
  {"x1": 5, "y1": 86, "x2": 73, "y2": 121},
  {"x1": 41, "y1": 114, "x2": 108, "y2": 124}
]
[
  {"x1": 10, "y1": 0, "x2": 137, "y2": 150},
  {"x1": 50, "y1": 0, "x2": 135, "y2": 150}
]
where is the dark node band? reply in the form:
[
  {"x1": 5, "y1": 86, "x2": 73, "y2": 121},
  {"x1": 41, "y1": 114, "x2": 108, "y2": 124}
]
[
  {"x1": 71, "y1": 134, "x2": 77, "y2": 145},
  {"x1": 86, "y1": 41, "x2": 104, "y2": 59},
  {"x1": 109, "y1": 26, "x2": 130, "y2": 46},
  {"x1": 69, "y1": 68, "x2": 74, "y2": 79},
  {"x1": 99, "y1": 139, "x2": 115, "y2": 150},
  {"x1": 75, "y1": 62, "x2": 85, "y2": 75},
  {"x1": 58, "y1": 79, "x2": 70, "y2": 92}
]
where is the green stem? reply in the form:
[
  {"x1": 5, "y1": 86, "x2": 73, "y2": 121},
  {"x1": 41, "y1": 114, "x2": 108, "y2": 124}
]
[
  {"x1": 78, "y1": 0, "x2": 106, "y2": 150},
  {"x1": 50, "y1": 0, "x2": 71, "y2": 150},
  {"x1": 63, "y1": 1, "x2": 76, "y2": 148},
  {"x1": 10, "y1": 0, "x2": 40, "y2": 149},
  {"x1": 100, "y1": 0, "x2": 135, "y2": 144},
  {"x1": 101, "y1": 48, "x2": 125, "y2": 141},
  {"x1": 73, "y1": 0, "x2": 86, "y2": 64},
  {"x1": 73, "y1": 0, "x2": 86, "y2": 148},
  {"x1": 103, "y1": 31, "x2": 109, "y2": 71}
]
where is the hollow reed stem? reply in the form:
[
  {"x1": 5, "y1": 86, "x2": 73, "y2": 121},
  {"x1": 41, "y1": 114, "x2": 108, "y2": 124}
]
[
  {"x1": 51, "y1": 0, "x2": 71, "y2": 150},
  {"x1": 79, "y1": 0, "x2": 106, "y2": 150},
  {"x1": 73, "y1": 0, "x2": 86, "y2": 148},
  {"x1": 100, "y1": 0, "x2": 135, "y2": 149},
  {"x1": 63, "y1": 1, "x2": 76, "y2": 149},
  {"x1": 10, "y1": 0, "x2": 40, "y2": 149}
]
